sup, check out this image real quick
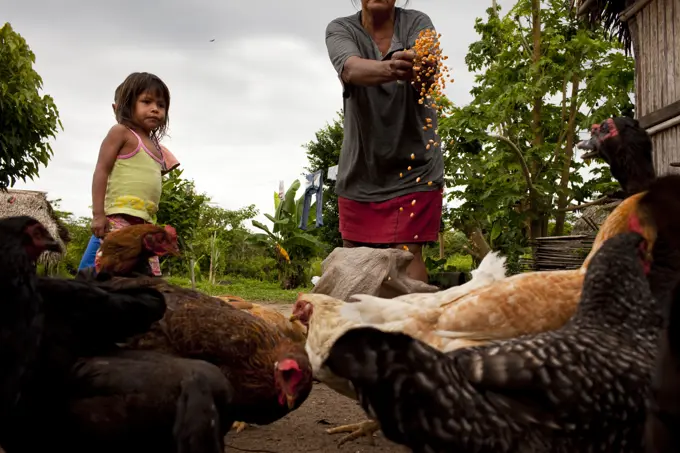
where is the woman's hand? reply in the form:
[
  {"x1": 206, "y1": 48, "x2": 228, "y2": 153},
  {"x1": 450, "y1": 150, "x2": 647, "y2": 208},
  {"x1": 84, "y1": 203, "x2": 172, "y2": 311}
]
[
  {"x1": 91, "y1": 214, "x2": 110, "y2": 239},
  {"x1": 387, "y1": 50, "x2": 416, "y2": 81}
]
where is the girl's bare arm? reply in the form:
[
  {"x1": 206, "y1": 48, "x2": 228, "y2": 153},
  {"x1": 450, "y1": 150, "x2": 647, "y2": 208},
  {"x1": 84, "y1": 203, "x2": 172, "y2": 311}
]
[{"x1": 91, "y1": 125, "x2": 127, "y2": 236}]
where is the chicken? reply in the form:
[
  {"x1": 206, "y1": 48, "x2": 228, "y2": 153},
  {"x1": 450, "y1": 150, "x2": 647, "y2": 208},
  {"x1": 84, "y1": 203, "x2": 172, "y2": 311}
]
[
  {"x1": 289, "y1": 250, "x2": 506, "y2": 445},
  {"x1": 87, "y1": 232, "x2": 314, "y2": 431},
  {"x1": 0, "y1": 216, "x2": 61, "y2": 445},
  {"x1": 217, "y1": 295, "x2": 306, "y2": 344},
  {"x1": 323, "y1": 232, "x2": 666, "y2": 452},
  {"x1": 91, "y1": 223, "x2": 180, "y2": 277},
  {"x1": 62, "y1": 349, "x2": 233, "y2": 453}
]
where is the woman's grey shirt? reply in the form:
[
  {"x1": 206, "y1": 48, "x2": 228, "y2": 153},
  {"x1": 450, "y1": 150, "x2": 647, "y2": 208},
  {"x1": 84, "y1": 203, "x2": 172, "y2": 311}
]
[{"x1": 325, "y1": 8, "x2": 445, "y2": 203}]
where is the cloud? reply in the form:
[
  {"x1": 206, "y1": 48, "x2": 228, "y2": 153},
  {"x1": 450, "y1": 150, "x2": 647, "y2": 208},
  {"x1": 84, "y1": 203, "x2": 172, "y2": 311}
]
[{"x1": 6, "y1": 0, "x2": 516, "y2": 228}]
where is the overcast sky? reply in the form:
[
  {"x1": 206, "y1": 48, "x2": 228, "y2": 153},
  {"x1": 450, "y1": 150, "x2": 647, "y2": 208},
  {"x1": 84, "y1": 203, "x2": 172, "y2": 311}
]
[{"x1": 5, "y1": 0, "x2": 519, "y2": 227}]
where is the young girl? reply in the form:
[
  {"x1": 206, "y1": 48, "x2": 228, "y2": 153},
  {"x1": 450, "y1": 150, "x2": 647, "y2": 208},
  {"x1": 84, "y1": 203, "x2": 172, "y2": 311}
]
[{"x1": 80, "y1": 72, "x2": 177, "y2": 276}]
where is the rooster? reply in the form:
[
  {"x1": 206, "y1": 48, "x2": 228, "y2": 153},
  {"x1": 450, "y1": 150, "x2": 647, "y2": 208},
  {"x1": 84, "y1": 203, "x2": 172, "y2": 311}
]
[
  {"x1": 0, "y1": 216, "x2": 61, "y2": 446},
  {"x1": 88, "y1": 232, "x2": 314, "y2": 432},
  {"x1": 324, "y1": 232, "x2": 665, "y2": 452}
]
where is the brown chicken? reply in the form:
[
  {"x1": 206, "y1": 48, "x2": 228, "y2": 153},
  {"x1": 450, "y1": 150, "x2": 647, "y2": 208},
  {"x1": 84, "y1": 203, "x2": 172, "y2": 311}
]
[
  {"x1": 217, "y1": 296, "x2": 307, "y2": 345},
  {"x1": 94, "y1": 224, "x2": 180, "y2": 276},
  {"x1": 89, "y1": 231, "x2": 314, "y2": 432}
]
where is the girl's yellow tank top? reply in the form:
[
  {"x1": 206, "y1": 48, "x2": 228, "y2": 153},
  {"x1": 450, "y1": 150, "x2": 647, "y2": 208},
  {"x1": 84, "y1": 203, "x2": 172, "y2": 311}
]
[{"x1": 104, "y1": 128, "x2": 165, "y2": 223}]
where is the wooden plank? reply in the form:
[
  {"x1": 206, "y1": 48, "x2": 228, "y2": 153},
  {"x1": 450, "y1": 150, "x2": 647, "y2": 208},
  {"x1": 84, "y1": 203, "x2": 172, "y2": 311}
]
[
  {"x1": 658, "y1": 0, "x2": 666, "y2": 108},
  {"x1": 650, "y1": 0, "x2": 658, "y2": 113},
  {"x1": 676, "y1": 0, "x2": 680, "y2": 102},
  {"x1": 667, "y1": 0, "x2": 677, "y2": 104},
  {"x1": 638, "y1": 100, "x2": 680, "y2": 129}
]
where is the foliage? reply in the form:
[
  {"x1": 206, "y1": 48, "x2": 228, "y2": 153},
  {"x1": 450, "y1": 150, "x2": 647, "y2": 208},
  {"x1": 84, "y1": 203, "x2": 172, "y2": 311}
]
[
  {"x1": 303, "y1": 112, "x2": 344, "y2": 249},
  {"x1": 438, "y1": 1, "x2": 634, "y2": 271},
  {"x1": 47, "y1": 199, "x2": 92, "y2": 276},
  {"x1": 251, "y1": 179, "x2": 328, "y2": 289},
  {"x1": 0, "y1": 23, "x2": 62, "y2": 189},
  {"x1": 165, "y1": 276, "x2": 309, "y2": 303}
]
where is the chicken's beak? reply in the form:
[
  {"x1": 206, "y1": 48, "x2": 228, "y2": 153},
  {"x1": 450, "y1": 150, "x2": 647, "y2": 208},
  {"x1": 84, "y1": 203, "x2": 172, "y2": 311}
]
[
  {"x1": 42, "y1": 235, "x2": 63, "y2": 253},
  {"x1": 577, "y1": 136, "x2": 600, "y2": 160},
  {"x1": 286, "y1": 394, "x2": 296, "y2": 410},
  {"x1": 289, "y1": 314, "x2": 298, "y2": 322}
]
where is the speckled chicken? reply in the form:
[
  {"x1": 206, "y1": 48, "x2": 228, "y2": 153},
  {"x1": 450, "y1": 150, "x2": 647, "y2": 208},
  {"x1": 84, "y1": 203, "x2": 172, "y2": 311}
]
[{"x1": 324, "y1": 232, "x2": 663, "y2": 452}]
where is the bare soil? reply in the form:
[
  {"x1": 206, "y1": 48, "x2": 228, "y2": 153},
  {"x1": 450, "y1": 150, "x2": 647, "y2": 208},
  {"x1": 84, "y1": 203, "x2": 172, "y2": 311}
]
[{"x1": 225, "y1": 303, "x2": 409, "y2": 453}]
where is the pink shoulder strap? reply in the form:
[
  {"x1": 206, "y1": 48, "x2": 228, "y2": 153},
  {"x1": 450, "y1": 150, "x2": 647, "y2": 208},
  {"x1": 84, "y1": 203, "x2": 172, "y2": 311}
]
[{"x1": 117, "y1": 127, "x2": 143, "y2": 159}]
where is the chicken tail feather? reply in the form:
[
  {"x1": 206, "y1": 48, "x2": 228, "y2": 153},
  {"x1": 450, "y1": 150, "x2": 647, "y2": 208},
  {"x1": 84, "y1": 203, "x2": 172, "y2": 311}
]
[
  {"x1": 324, "y1": 327, "x2": 458, "y2": 450},
  {"x1": 470, "y1": 251, "x2": 507, "y2": 284}
]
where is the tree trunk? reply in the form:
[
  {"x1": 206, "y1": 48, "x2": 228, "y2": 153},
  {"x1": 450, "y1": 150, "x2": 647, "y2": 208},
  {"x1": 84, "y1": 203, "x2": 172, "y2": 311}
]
[
  {"x1": 529, "y1": 0, "x2": 544, "y2": 240},
  {"x1": 439, "y1": 231, "x2": 445, "y2": 259},
  {"x1": 553, "y1": 75, "x2": 581, "y2": 235}
]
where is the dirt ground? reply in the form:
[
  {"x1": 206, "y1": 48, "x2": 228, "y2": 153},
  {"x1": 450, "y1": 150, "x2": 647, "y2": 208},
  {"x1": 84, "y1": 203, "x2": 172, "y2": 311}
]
[{"x1": 225, "y1": 303, "x2": 409, "y2": 453}]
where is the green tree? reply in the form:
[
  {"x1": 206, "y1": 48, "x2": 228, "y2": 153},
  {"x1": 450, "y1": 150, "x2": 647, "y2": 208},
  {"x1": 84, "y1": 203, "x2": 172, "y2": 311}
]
[
  {"x1": 438, "y1": 1, "x2": 633, "y2": 271},
  {"x1": 251, "y1": 180, "x2": 328, "y2": 289},
  {"x1": 303, "y1": 112, "x2": 344, "y2": 249},
  {"x1": 0, "y1": 23, "x2": 62, "y2": 189}
]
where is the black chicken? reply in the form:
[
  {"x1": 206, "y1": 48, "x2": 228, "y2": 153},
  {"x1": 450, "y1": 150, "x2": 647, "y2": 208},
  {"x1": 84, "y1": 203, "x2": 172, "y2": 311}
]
[
  {"x1": 577, "y1": 116, "x2": 655, "y2": 197},
  {"x1": 0, "y1": 216, "x2": 61, "y2": 444},
  {"x1": 324, "y1": 232, "x2": 663, "y2": 452}
]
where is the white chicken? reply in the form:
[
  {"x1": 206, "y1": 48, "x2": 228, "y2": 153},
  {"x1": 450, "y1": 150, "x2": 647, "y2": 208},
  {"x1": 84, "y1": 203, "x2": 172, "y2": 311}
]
[{"x1": 289, "y1": 250, "x2": 507, "y2": 445}]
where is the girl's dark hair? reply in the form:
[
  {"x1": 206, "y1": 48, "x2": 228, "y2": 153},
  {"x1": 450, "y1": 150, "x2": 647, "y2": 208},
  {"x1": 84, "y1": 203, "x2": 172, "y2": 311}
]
[
  {"x1": 114, "y1": 72, "x2": 170, "y2": 142},
  {"x1": 351, "y1": 0, "x2": 409, "y2": 9}
]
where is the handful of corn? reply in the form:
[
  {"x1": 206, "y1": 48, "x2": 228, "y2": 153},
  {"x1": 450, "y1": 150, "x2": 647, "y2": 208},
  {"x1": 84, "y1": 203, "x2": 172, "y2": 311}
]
[{"x1": 410, "y1": 28, "x2": 453, "y2": 114}]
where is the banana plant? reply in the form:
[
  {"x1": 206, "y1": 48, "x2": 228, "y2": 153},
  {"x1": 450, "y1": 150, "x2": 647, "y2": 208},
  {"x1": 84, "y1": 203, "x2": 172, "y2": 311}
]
[{"x1": 251, "y1": 179, "x2": 327, "y2": 288}]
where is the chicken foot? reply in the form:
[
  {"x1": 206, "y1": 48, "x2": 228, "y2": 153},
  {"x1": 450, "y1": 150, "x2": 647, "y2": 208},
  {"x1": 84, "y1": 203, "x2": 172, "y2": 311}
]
[
  {"x1": 231, "y1": 421, "x2": 249, "y2": 433},
  {"x1": 326, "y1": 419, "x2": 380, "y2": 446}
]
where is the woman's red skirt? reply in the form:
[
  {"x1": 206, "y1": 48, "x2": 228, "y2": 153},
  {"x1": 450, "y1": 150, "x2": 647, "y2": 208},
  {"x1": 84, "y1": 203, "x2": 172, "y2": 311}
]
[{"x1": 338, "y1": 189, "x2": 443, "y2": 245}]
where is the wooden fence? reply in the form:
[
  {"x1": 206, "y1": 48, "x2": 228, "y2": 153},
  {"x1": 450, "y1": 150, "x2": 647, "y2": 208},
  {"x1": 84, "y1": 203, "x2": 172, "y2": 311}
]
[{"x1": 520, "y1": 234, "x2": 596, "y2": 272}]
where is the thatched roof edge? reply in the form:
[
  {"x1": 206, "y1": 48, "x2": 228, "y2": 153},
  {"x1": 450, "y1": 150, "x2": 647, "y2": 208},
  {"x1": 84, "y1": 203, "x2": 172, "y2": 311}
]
[
  {"x1": 573, "y1": 0, "x2": 634, "y2": 53},
  {"x1": 0, "y1": 189, "x2": 71, "y2": 265}
]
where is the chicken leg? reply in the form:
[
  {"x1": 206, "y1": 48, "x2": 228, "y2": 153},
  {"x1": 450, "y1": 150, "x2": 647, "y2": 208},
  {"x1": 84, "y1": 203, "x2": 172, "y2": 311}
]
[
  {"x1": 327, "y1": 419, "x2": 381, "y2": 446},
  {"x1": 231, "y1": 421, "x2": 249, "y2": 433}
]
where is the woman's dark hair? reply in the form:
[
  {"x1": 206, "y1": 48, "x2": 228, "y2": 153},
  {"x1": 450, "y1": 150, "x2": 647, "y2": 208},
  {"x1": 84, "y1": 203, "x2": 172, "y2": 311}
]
[
  {"x1": 351, "y1": 0, "x2": 410, "y2": 9},
  {"x1": 114, "y1": 72, "x2": 170, "y2": 142}
]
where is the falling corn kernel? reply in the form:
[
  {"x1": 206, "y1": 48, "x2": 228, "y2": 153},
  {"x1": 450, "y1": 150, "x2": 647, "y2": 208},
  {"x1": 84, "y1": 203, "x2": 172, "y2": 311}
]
[
  {"x1": 423, "y1": 126, "x2": 428, "y2": 131},
  {"x1": 399, "y1": 207, "x2": 404, "y2": 212},
  {"x1": 407, "y1": 166, "x2": 412, "y2": 171},
  {"x1": 410, "y1": 153, "x2": 415, "y2": 160},
  {"x1": 411, "y1": 199, "x2": 416, "y2": 206},
  {"x1": 426, "y1": 144, "x2": 431, "y2": 150},
  {"x1": 416, "y1": 177, "x2": 421, "y2": 183},
  {"x1": 410, "y1": 212, "x2": 415, "y2": 218},
  {"x1": 428, "y1": 181, "x2": 433, "y2": 186},
  {"x1": 414, "y1": 234, "x2": 419, "y2": 239},
  {"x1": 400, "y1": 172, "x2": 403, "y2": 178},
  {"x1": 402, "y1": 245, "x2": 409, "y2": 251},
  {"x1": 425, "y1": 118, "x2": 432, "y2": 123},
  {"x1": 429, "y1": 139, "x2": 435, "y2": 144},
  {"x1": 387, "y1": 276, "x2": 392, "y2": 281}
]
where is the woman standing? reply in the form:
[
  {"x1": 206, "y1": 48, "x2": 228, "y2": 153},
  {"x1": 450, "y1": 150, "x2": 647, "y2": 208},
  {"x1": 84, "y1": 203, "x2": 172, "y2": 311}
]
[{"x1": 325, "y1": 0, "x2": 444, "y2": 283}]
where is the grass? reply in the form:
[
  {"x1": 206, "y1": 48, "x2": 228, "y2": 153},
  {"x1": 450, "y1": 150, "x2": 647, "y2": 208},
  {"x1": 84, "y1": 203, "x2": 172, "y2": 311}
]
[{"x1": 165, "y1": 275, "x2": 310, "y2": 303}]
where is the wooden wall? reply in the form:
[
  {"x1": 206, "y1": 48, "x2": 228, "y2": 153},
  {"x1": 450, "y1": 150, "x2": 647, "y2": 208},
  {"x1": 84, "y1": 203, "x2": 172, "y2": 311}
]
[{"x1": 629, "y1": 0, "x2": 680, "y2": 175}]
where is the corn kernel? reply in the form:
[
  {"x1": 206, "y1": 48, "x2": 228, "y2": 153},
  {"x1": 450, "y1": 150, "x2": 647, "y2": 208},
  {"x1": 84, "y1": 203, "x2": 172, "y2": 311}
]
[
  {"x1": 416, "y1": 177, "x2": 421, "y2": 183},
  {"x1": 428, "y1": 181, "x2": 433, "y2": 186},
  {"x1": 410, "y1": 212, "x2": 415, "y2": 218},
  {"x1": 407, "y1": 166, "x2": 412, "y2": 171},
  {"x1": 403, "y1": 245, "x2": 409, "y2": 251},
  {"x1": 411, "y1": 200, "x2": 416, "y2": 206},
  {"x1": 400, "y1": 172, "x2": 403, "y2": 178},
  {"x1": 414, "y1": 234, "x2": 419, "y2": 239},
  {"x1": 399, "y1": 207, "x2": 404, "y2": 212},
  {"x1": 410, "y1": 153, "x2": 415, "y2": 160}
]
